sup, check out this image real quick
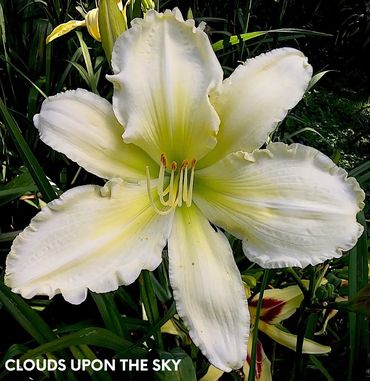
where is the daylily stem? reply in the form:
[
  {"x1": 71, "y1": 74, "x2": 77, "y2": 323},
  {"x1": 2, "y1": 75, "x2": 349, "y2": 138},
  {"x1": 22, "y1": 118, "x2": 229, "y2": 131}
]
[
  {"x1": 247, "y1": 269, "x2": 271, "y2": 381},
  {"x1": 292, "y1": 309, "x2": 309, "y2": 380},
  {"x1": 292, "y1": 267, "x2": 318, "y2": 380},
  {"x1": 286, "y1": 267, "x2": 309, "y2": 298},
  {"x1": 139, "y1": 270, "x2": 164, "y2": 350}
]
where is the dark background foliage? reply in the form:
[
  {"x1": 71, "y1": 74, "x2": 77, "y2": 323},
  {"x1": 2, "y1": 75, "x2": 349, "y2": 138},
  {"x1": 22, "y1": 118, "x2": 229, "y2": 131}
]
[{"x1": 0, "y1": 1, "x2": 369, "y2": 380}]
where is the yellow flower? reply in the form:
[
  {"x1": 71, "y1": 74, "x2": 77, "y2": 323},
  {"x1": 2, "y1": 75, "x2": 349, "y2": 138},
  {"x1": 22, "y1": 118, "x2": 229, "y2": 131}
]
[
  {"x1": 46, "y1": 1, "x2": 125, "y2": 43},
  {"x1": 249, "y1": 285, "x2": 331, "y2": 354},
  {"x1": 5, "y1": 8, "x2": 364, "y2": 372},
  {"x1": 200, "y1": 285, "x2": 331, "y2": 380}
]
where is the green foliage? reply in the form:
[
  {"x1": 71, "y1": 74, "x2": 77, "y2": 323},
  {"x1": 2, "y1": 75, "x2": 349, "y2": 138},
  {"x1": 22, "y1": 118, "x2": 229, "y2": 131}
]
[
  {"x1": 283, "y1": 87, "x2": 370, "y2": 175},
  {"x1": 0, "y1": 1, "x2": 368, "y2": 381}
]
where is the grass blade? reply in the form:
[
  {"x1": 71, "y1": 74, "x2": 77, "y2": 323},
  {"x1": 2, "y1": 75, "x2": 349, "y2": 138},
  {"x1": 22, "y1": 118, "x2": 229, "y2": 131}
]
[
  {"x1": 139, "y1": 270, "x2": 164, "y2": 350},
  {"x1": 91, "y1": 292, "x2": 129, "y2": 339},
  {"x1": 212, "y1": 28, "x2": 331, "y2": 52},
  {"x1": 247, "y1": 269, "x2": 271, "y2": 381},
  {"x1": 0, "y1": 55, "x2": 47, "y2": 99},
  {"x1": 347, "y1": 211, "x2": 368, "y2": 381},
  {"x1": 309, "y1": 355, "x2": 334, "y2": 381},
  {"x1": 0, "y1": 275, "x2": 57, "y2": 344},
  {"x1": 0, "y1": 99, "x2": 57, "y2": 203},
  {"x1": 20, "y1": 327, "x2": 146, "y2": 359},
  {"x1": 70, "y1": 345, "x2": 113, "y2": 381}
]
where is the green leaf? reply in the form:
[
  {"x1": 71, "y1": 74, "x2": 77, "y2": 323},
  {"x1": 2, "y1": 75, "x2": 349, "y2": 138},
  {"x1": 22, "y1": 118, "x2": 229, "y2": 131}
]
[
  {"x1": 212, "y1": 28, "x2": 331, "y2": 52},
  {"x1": 130, "y1": 0, "x2": 142, "y2": 20},
  {"x1": 68, "y1": 60, "x2": 92, "y2": 87},
  {"x1": 0, "y1": 276, "x2": 57, "y2": 344},
  {"x1": 212, "y1": 31, "x2": 266, "y2": 51},
  {"x1": 247, "y1": 270, "x2": 271, "y2": 381},
  {"x1": 0, "y1": 230, "x2": 22, "y2": 243},
  {"x1": 70, "y1": 345, "x2": 113, "y2": 381},
  {"x1": 150, "y1": 272, "x2": 172, "y2": 303},
  {"x1": 115, "y1": 287, "x2": 140, "y2": 315},
  {"x1": 139, "y1": 270, "x2": 164, "y2": 350},
  {"x1": 91, "y1": 292, "x2": 129, "y2": 339},
  {"x1": 75, "y1": 31, "x2": 98, "y2": 94},
  {"x1": 347, "y1": 211, "x2": 368, "y2": 381},
  {"x1": 349, "y1": 159, "x2": 370, "y2": 185},
  {"x1": 0, "y1": 3, "x2": 9, "y2": 70},
  {"x1": 0, "y1": 277, "x2": 77, "y2": 380},
  {"x1": 154, "y1": 348, "x2": 197, "y2": 381},
  {"x1": 0, "y1": 55, "x2": 47, "y2": 99},
  {"x1": 0, "y1": 167, "x2": 37, "y2": 206},
  {"x1": 334, "y1": 284, "x2": 370, "y2": 315},
  {"x1": 283, "y1": 126, "x2": 329, "y2": 145},
  {"x1": 75, "y1": 31, "x2": 94, "y2": 78},
  {"x1": 55, "y1": 48, "x2": 83, "y2": 93},
  {"x1": 0, "y1": 344, "x2": 29, "y2": 369},
  {"x1": 124, "y1": 303, "x2": 176, "y2": 356},
  {"x1": 0, "y1": 100, "x2": 57, "y2": 203},
  {"x1": 307, "y1": 70, "x2": 333, "y2": 91},
  {"x1": 99, "y1": 0, "x2": 127, "y2": 62},
  {"x1": 309, "y1": 355, "x2": 334, "y2": 381},
  {"x1": 20, "y1": 327, "x2": 146, "y2": 360}
]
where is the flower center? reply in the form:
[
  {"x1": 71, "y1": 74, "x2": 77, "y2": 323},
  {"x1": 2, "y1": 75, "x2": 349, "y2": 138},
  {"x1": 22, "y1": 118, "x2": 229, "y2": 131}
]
[{"x1": 146, "y1": 154, "x2": 196, "y2": 215}]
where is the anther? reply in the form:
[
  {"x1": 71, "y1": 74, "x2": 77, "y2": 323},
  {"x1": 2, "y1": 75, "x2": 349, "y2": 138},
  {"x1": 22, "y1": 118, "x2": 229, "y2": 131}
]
[
  {"x1": 160, "y1": 153, "x2": 167, "y2": 167},
  {"x1": 181, "y1": 160, "x2": 189, "y2": 169}
]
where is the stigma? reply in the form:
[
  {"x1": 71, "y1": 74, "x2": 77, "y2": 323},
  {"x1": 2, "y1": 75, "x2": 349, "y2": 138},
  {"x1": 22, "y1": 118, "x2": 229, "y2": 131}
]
[{"x1": 146, "y1": 154, "x2": 196, "y2": 215}]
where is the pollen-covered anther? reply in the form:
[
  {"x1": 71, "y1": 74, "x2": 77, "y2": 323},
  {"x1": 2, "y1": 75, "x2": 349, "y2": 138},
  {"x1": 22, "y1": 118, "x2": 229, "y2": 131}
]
[
  {"x1": 146, "y1": 155, "x2": 197, "y2": 215},
  {"x1": 160, "y1": 153, "x2": 168, "y2": 167}
]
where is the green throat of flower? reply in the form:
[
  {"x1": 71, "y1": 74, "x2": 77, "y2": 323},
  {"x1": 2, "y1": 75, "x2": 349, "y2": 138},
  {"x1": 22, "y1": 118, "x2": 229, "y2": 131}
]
[{"x1": 146, "y1": 154, "x2": 197, "y2": 215}]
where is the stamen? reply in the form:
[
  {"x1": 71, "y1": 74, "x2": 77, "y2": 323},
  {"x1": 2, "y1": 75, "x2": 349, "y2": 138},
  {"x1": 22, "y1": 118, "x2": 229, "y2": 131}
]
[
  {"x1": 146, "y1": 156, "x2": 197, "y2": 214},
  {"x1": 160, "y1": 153, "x2": 167, "y2": 167},
  {"x1": 186, "y1": 159, "x2": 196, "y2": 207},
  {"x1": 157, "y1": 158, "x2": 167, "y2": 205},
  {"x1": 182, "y1": 163, "x2": 188, "y2": 203},
  {"x1": 168, "y1": 161, "x2": 177, "y2": 205},
  {"x1": 145, "y1": 166, "x2": 174, "y2": 215},
  {"x1": 176, "y1": 167, "x2": 184, "y2": 207}
]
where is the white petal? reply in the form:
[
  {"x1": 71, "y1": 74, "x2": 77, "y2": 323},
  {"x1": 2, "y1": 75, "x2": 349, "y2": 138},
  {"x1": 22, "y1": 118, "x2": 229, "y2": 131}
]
[
  {"x1": 34, "y1": 89, "x2": 155, "y2": 180},
  {"x1": 5, "y1": 179, "x2": 172, "y2": 304},
  {"x1": 194, "y1": 143, "x2": 365, "y2": 268},
  {"x1": 108, "y1": 9, "x2": 223, "y2": 164},
  {"x1": 168, "y1": 205, "x2": 249, "y2": 372},
  {"x1": 200, "y1": 48, "x2": 312, "y2": 167}
]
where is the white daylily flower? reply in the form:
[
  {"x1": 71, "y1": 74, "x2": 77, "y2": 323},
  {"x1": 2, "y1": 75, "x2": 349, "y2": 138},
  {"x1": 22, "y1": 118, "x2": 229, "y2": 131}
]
[{"x1": 5, "y1": 8, "x2": 365, "y2": 372}]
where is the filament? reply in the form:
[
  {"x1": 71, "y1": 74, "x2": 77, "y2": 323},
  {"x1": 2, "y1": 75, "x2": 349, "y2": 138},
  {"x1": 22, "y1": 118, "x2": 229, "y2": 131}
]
[
  {"x1": 186, "y1": 160, "x2": 196, "y2": 207},
  {"x1": 145, "y1": 166, "x2": 175, "y2": 215},
  {"x1": 146, "y1": 155, "x2": 197, "y2": 215}
]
